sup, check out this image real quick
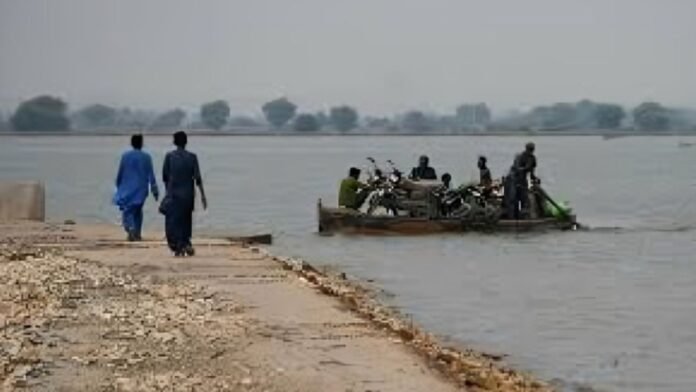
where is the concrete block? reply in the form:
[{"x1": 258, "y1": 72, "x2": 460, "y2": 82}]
[{"x1": 0, "y1": 181, "x2": 45, "y2": 221}]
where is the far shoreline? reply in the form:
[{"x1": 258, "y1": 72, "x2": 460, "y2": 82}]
[{"x1": 2, "y1": 129, "x2": 696, "y2": 137}]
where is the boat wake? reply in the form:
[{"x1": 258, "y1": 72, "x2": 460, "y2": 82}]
[{"x1": 580, "y1": 223, "x2": 696, "y2": 234}]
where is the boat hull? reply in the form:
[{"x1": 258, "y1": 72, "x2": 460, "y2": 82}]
[{"x1": 317, "y1": 200, "x2": 577, "y2": 235}]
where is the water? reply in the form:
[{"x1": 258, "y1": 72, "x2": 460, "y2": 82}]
[{"x1": 2, "y1": 134, "x2": 696, "y2": 391}]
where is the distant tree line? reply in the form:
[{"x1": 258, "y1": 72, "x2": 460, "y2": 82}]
[
  {"x1": 497, "y1": 100, "x2": 627, "y2": 131},
  {"x1": 3, "y1": 94, "x2": 696, "y2": 133}
]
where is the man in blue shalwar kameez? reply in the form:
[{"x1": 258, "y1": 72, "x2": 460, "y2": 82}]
[{"x1": 114, "y1": 134, "x2": 159, "y2": 241}]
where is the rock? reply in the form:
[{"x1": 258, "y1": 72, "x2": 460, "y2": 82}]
[
  {"x1": 115, "y1": 377, "x2": 136, "y2": 391},
  {"x1": 10, "y1": 365, "x2": 33, "y2": 387},
  {"x1": 2, "y1": 340, "x2": 22, "y2": 356},
  {"x1": 152, "y1": 331, "x2": 177, "y2": 344},
  {"x1": 126, "y1": 357, "x2": 144, "y2": 366},
  {"x1": 240, "y1": 377, "x2": 253, "y2": 386},
  {"x1": 153, "y1": 374, "x2": 172, "y2": 388}
]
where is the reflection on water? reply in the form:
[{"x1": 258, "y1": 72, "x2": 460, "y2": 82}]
[{"x1": 2, "y1": 135, "x2": 696, "y2": 392}]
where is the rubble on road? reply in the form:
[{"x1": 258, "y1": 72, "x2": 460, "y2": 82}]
[{"x1": 0, "y1": 241, "x2": 269, "y2": 391}]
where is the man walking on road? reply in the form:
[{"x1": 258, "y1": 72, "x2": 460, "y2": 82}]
[
  {"x1": 162, "y1": 131, "x2": 208, "y2": 256},
  {"x1": 114, "y1": 134, "x2": 159, "y2": 241}
]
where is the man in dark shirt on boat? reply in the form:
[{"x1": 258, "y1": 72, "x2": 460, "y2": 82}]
[
  {"x1": 516, "y1": 143, "x2": 537, "y2": 184},
  {"x1": 339, "y1": 167, "x2": 370, "y2": 210},
  {"x1": 440, "y1": 173, "x2": 452, "y2": 190},
  {"x1": 478, "y1": 156, "x2": 492, "y2": 187},
  {"x1": 410, "y1": 155, "x2": 437, "y2": 180},
  {"x1": 507, "y1": 142, "x2": 538, "y2": 218}
]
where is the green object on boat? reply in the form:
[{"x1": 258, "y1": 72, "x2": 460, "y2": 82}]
[{"x1": 544, "y1": 200, "x2": 572, "y2": 218}]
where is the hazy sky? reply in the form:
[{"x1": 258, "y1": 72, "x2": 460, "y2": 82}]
[{"x1": 1, "y1": 0, "x2": 694, "y2": 115}]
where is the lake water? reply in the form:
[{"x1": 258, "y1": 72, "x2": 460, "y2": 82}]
[{"x1": 2, "y1": 134, "x2": 695, "y2": 392}]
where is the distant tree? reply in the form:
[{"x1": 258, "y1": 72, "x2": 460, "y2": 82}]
[
  {"x1": 527, "y1": 102, "x2": 577, "y2": 129},
  {"x1": 669, "y1": 108, "x2": 696, "y2": 130},
  {"x1": 114, "y1": 108, "x2": 157, "y2": 129},
  {"x1": 548, "y1": 103, "x2": 577, "y2": 128},
  {"x1": 364, "y1": 116, "x2": 392, "y2": 130},
  {"x1": 262, "y1": 97, "x2": 297, "y2": 129},
  {"x1": 575, "y1": 99, "x2": 597, "y2": 127},
  {"x1": 455, "y1": 103, "x2": 491, "y2": 129},
  {"x1": 527, "y1": 106, "x2": 548, "y2": 127},
  {"x1": 633, "y1": 102, "x2": 670, "y2": 131},
  {"x1": 200, "y1": 100, "x2": 230, "y2": 130},
  {"x1": 401, "y1": 111, "x2": 432, "y2": 132},
  {"x1": 11, "y1": 95, "x2": 70, "y2": 131},
  {"x1": 314, "y1": 111, "x2": 329, "y2": 129},
  {"x1": 75, "y1": 104, "x2": 117, "y2": 128},
  {"x1": 293, "y1": 113, "x2": 320, "y2": 132},
  {"x1": 0, "y1": 112, "x2": 6, "y2": 131},
  {"x1": 150, "y1": 108, "x2": 186, "y2": 130},
  {"x1": 329, "y1": 105, "x2": 359, "y2": 132},
  {"x1": 594, "y1": 104, "x2": 625, "y2": 129},
  {"x1": 441, "y1": 115, "x2": 461, "y2": 132},
  {"x1": 228, "y1": 116, "x2": 261, "y2": 128}
]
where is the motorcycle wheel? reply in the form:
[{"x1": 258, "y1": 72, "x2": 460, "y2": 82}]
[
  {"x1": 484, "y1": 205, "x2": 501, "y2": 225},
  {"x1": 452, "y1": 203, "x2": 473, "y2": 220},
  {"x1": 470, "y1": 207, "x2": 488, "y2": 224},
  {"x1": 366, "y1": 196, "x2": 379, "y2": 215}
]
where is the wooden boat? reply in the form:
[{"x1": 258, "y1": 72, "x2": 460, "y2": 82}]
[{"x1": 317, "y1": 199, "x2": 578, "y2": 235}]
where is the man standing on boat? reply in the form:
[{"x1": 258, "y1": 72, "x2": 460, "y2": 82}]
[
  {"x1": 478, "y1": 156, "x2": 493, "y2": 187},
  {"x1": 409, "y1": 155, "x2": 437, "y2": 180},
  {"x1": 512, "y1": 142, "x2": 538, "y2": 218},
  {"x1": 339, "y1": 167, "x2": 370, "y2": 210}
]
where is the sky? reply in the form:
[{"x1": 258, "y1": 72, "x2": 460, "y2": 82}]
[{"x1": 1, "y1": 0, "x2": 695, "y2": 116}]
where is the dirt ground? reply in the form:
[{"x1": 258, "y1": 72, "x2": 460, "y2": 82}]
[
  {"x1": 1, "y1": 222, "x2": 552, "y2": 392},
  {"x1": 1, "y1": 222, "x2": 464, "y2": 391}
]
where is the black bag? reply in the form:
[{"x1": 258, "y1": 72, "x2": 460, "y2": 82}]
[{"x1": 158, "y1": 195, "x2": 172, "y2": 215}]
